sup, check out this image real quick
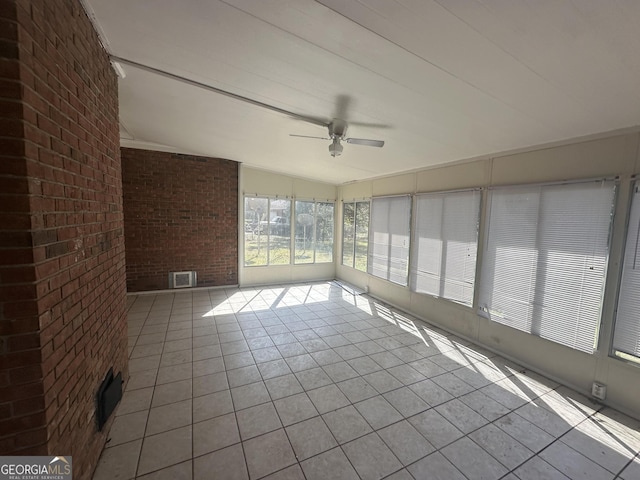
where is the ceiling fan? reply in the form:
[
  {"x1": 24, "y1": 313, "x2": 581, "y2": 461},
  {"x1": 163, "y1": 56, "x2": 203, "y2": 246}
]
[{"x1": 290, "y1": 119, "x2": 384, "y2": 157}]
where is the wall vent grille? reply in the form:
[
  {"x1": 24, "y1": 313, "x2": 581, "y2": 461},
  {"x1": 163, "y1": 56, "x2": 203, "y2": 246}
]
[{"x1": 169, "y1": 271, "x2": 197, "y2": 289}]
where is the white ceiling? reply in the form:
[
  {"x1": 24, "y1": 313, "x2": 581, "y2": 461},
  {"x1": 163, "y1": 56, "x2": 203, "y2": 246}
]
[{"x1": 86, "y1": 0, "x2": 640, "y2": 185}]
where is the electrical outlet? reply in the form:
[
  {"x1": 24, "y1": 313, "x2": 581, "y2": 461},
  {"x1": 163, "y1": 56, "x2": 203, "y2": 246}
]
[{"x1": 591, "y1": 382, "x2": 607, "y2": 401}]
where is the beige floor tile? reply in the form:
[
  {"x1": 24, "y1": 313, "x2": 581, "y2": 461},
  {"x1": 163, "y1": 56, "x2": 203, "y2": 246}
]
[
  {"x1": 261, "y1": 464, "x2": 305, "y2": 480},
  {"x1": 300, "y1": 447, "x2": 359, "y2": 480},
  {"x1": 322, "y1": 405, "x2": 372, "y2": 444},
  {"x1": 146, "y1": 399, "x2": 191, "y2": 436},
  {"x1": 620, "y1": 455, "x2": 640, "y2": 480},
  {"x1": 458, "y1": 390, "x2": 512, "y2": 421},
  {"x1": 377, "y1": 420, "x2": 435, "y2": 465},
  {"x1": 286, "y1": 416, "x2": 337, "y2": 460},
  {"x1": 156, "y1": 363, "x2": 192, "y2": 385},
  {"x1": 494, "y1": 412, "x2": 555, "y2": 452},
  {"x1": 382, "y1": 387, "x2": 429, "y2": 418},
  {"x1": 225, "y1": 351, "x2": 257, "y2": 369},
  {"x1": 407, "y1": 452, "x2": 466, "y2": 480},
  {"x1": 362, "y1": 370, "x2": 403, "y2": 394},
  {"x1": 435, "y1": 399, "x2": 489, "y2": 434},
  {"x1": 408, "y1": 409, "x2": 463, "y2": 449},
  {"x1": 243, "y1": 429, "x2": 297, "y2": 479},
  {"x1": 441, "y1": 437, "x2": 508, "y2": 480},
  {"x1": 231, "y1": 381, "x2": 271, "y2": 410},
  {"x1": 273, "y1": 392, "x2": 319, "y2": 427},
  {"x1": 136, "y1": 461, "x2": 192, "y2": 480},
  {"x1": 258, "y1": 358, "x2": 292, "y2": 379},
  {"x1": 227, "y1": 364, "x2": 262, "y2": 387},
  {"x1": 307, "y1": 384, "x2": 350, "y2": 414},
  {"x1": 163, "y1": 338, "x2": 193, "y2": 353},
  {"x1": 237, "y1": 402, "x2": 282, "y2": 440},
  {"x1": 192, "y1": 357, "x2": 225, "y2": 377},
  {"x1": 106, "y1": 410, "x2": 148, "y2": 447},
  {"x1": 343, "y1": 432, "x2": 403, "y2": 480},
  {"x1": 138, "y1": 425, "x2": 192, "y2": 476},
  {"x1": 193, "y1": 412, "x2": 240, "y2": 457},
  {"x1": 469, "y1": 424, "x2": 533, "y2": 470},
  {"x1": 192, "y1": 371, "x2": 228, "y2": 397},
  {"x1": 193, "y1": 443, "x2": 248, "y2": 480},
  {"x1": 131, "y1": 343, "x2": 164, "y2": 359},
  {"x1": 336, "y1": 377, "x2": 378, "y2": 403},
  {"x1": 265, "y1": 374, "x2": 304, "y2": 400},
  {"x1": 159, "y1": 349, "x2": 192, "y2": 367},
  {"x1": 409, "y1": 378, "x2": 454, "y2": 406},
  {"x1": 151, "y1": 378, "x2": 192, "y2": 407},
  {"x1": 93, "y1": 439, "x2": 142, "y2": 480},
  {"x1": 540, "y1": 441, "x2": 615, "y2": 480},
  {"x1": 354, "y1": 395, "x2": 402, "y2": 430},
  {"x1": 117, "y1": 387, "x2": 154, "y2": 416},
  {"x1": 513, "y1": 456, "x2": 571, "y2": 480},
  {"x1": 129, "y1": 355, "x2": 161, "y2": 374},
  {"x1": 295, "y1": 367, "x2": 333, "y2": 390},
  {"x1": 193, "y1": 389, "x2": 234, "y2": 422},
  {"x1": 126, "y1": 368, "x2": 158, "y2": 391}
]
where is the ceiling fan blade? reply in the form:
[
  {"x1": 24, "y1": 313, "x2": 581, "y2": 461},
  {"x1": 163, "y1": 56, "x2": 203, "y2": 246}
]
[
  {"x1": 345, "y1": 138, "x2": 384, "y2": 147},
  {"x1": 289, "y1": 134, "x2": 330, "y2": 140}
]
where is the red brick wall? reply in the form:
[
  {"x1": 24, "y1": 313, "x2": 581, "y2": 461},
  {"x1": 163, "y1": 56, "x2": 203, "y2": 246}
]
[
  {"x1": 0, "y1": 1, "x2": 127, "y2": 479},
  {"x1": 121, "y1": 148, "x2": 239, "y2": 291},
  {"x1": 0, "y1": 0, "x2": 45, "y2": 456}
]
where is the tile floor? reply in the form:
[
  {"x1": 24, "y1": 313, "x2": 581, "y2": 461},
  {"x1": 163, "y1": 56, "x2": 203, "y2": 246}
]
[{"x1": 93, "y1": 281, "x2": 640, "y2": 480}]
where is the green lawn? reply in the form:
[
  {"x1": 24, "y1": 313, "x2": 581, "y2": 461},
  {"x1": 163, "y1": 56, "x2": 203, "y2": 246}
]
[{"x1": 244, "y1": 234, "x2": 333, "y2": 266}]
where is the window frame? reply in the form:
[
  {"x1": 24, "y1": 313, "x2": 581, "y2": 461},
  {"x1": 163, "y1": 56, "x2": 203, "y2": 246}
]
[
  {"x1": 294, "y1": 199, "x2": 335, "y2": 265},
  {"x1": 243, "y1": 196, "x2": 292, "y2": 267},
  {"x1": 342, "y1": 199, "x2": 370, "y2": 272}
]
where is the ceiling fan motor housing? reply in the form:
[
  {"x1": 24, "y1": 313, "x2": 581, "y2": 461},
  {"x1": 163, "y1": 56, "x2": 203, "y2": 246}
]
[
  {"x1": 329, "y1": 137, "x2": 343, "y2": 157},
  {"x1": 329, "y1": 119, "x2": 348, "y2": 139}
]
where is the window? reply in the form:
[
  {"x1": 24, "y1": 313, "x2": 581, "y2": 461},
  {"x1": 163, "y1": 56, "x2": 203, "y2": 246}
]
[
  {"x1": 368, "y1": 196, "x2": 411, "y2": 286},
  {"x1": 342, "y1": 201, "x2": 370, "y2": 271},
  {"x1": 244, "y1": 197, "x2": 291, "y2": 266},
  {"x1": 294, "y1": 201, "x2": 334, "y2": 264},
  {"x1": 411, "y1": 190, "x2": 481, "y2": 306},
  {"x1": 613, "y1": 183, "x2": 640, "y2": 362},
  {"x1": 478, "y1": 180, "x2": 615, "y2": 353}
]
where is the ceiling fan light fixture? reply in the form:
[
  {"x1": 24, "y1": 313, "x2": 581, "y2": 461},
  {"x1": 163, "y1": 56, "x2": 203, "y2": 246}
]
[{"x1": 329, "y1": 137, "x2": 343, "y2": 157}]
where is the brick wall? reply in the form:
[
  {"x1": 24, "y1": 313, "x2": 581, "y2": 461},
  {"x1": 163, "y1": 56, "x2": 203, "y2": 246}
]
[
  {"x1": 0, "y1": 1, "x2": 127, "y2": 479},
  {"x1": 121, "y1": 148, "x2": 239, "y2": 291}
]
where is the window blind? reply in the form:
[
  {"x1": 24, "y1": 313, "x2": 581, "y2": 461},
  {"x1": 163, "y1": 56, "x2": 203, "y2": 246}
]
[
  {"x1": 613, "y1": 184, "x2": 640, "y2": 359},
  {"x1": 411, "y1": 190, "x2": 480, "y2": 306},
  {"x1": 478, "y1": 180, "x2": 615, "y2": 353},
  {"x1": 368, "y1": 196, "x2": 411, "y2": 286}
]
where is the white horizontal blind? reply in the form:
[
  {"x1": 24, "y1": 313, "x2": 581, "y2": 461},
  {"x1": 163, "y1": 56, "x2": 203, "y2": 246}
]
[
  {"x1": 368, "y1": 196, "x2": 411, "y2": 286},
  {"x1": 411, "y1": 190, "x2": 480, "y2": 306},
  {"x1": 479, "y1": 181, "x2": 615, "y2": 353},
  {"x1": 613, "y1": 184, "x2": 640, "y2": 358}
]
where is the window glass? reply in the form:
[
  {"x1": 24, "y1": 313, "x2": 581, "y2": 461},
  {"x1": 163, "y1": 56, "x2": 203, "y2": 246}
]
[
  {"x1": 342, "y1": 202, "x2": 355, "y2": 268},
  {"x1": 295, "y1": 200, "x2": 334, "y2": 264},
  {"x1": 355, "y1": 202, "x2": 370, "y2": 272},
  {"x1": 244, "y1": 197, "x2": 290, "y2": 266}
]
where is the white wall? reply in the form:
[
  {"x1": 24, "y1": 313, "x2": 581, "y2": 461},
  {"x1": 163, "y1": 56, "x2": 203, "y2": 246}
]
[
  {"x1": 240, "y1": 166, "x2": 337, "y2": 286},
  {"x1": 337, "y1": 131, "x2": 640, "y2": 419}
]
